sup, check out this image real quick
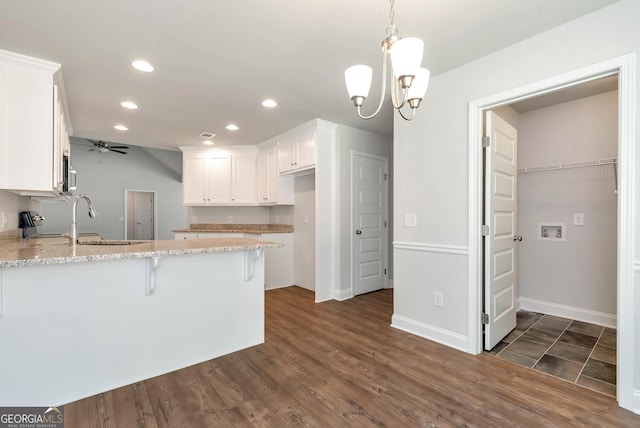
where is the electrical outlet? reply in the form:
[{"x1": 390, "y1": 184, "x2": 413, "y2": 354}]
[
  {"x1": 0, "y1": 211, "x2": 6, "y2": 231},
  {"x1": 304, "y1": 215, "x2": 309, "y2": 224},
  {"x1": 228, "y1": 215, "x2": 233, "y2": 223},
  {"x1": 192, "y1": 216, "x2": 198, "y2": 222},
  {"x1": 573, "y1": 213, "x2": 584, "y2": 226},
  {"x1": 275, "y1": 215, "x2": 279, "y2": 223},
  {"x1": 434, "y1": 292, "x2": 444, "y2": 308}
]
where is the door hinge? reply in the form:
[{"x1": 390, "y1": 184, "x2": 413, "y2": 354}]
[
  {"x1": 384, "y1": 268, "x2": 387, "y2": 275},
  {"x1": 482, "y1": 136, "x2": 491, "y2": 148},
  {"x1": 482, "y1": 313, "x2": 489, "y2": 324},
  {"x1": 384, "y1": 173, "x2": 388, "y2": 181},
  {"x1": 482, "y1": 225, "x2": 490, "y2": 236},
  {"x1": 384, "y1": 221, "x2": 387, "y2": 228}
]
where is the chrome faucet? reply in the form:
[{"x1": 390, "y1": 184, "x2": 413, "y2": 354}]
[{"x1": 68, "y1": 194, "x2": 98, "y2": 246}]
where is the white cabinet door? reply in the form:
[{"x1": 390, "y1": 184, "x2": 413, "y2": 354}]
[
  {"x1": 183, "y1": 158, "x2": 208, "y2": 204},
  {"x1": 232, "y1": 154, "x2": 257, "y2": 203},
  {"x1": 277, "y1": 132, "x2": 316, "y2": 175},
  {"x1": 258, "y1": 145, "x2": 278, "y2": 203},
  {"x1": 277, "y1": 139, "x2": 296, "y2": 174},
  {"x1": 295, "y1": 134, "x2": 316, "y2": 170},
  {"x1": 206, "y1": 156, "x2": 232, "y2": 203},
  {"x1": 0, "y1": 58, "x2": 55, "y2": 192}
]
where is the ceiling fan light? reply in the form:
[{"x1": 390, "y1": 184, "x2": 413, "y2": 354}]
[
  {"x1": 407, "y1": 68, "x2": 430, "y2": 101},
  {"x1": 345, "y1": 65, "x2": 373, "y2": 99},
  {"x1": 390, "y1": 37, "x2": 424, "y2": 80}
]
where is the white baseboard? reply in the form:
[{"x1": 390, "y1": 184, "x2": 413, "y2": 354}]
[
  {"x1": 634, "y1": 389, "x2": 640, "y2": 415},
  {"x1": 519, "y1": 297, "x2": 616, "y2": 328},
  {"x1": 264, "y1": 283, "x2": 294, "y2": 291},
  {"x1": 391, "y1": 314, "x2": 467, "y2": 352}
]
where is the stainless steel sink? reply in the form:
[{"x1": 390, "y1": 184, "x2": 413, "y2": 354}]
[{"x1": 77, "y1": 240, "x2": 148, "y2": 246}]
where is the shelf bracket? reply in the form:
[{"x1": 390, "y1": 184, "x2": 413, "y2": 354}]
[
  {"x1": 244, "y1": 249, "x2": 263, "y2": 281},
  {"x1": 146, "y1": 257, "x2": 160, "y2": 295}
]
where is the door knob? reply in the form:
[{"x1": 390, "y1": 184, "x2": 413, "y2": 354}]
[
  {"x1": 355, "y1": 230, "x2": 362, "y2": 235},
  {"x1": 513, "y1": 235, "x2": 523, "y2": 241}
]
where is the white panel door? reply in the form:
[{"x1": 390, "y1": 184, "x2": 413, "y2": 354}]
[
  {"x1": 484, "y1": 111, "x2": 518, "y2": 350},
  {"x1": 353, "y1": 153, "x2": 387, "y2": 296},
  {"x1": 134, "y1": 192, "x2": 154, "y2": 240}
]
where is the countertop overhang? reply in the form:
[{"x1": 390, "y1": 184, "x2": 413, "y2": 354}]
[{"x1": 0, "y1": 236, "x2": 283, "y2": 268}]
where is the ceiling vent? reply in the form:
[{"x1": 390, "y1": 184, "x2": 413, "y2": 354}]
[{"x1": 198, "y1": 131, "x2": 216, "y2": 139}]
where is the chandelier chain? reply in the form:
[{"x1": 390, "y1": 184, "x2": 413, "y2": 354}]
[{"x1": 389, "y1": 0, "x2": 396, "y2": 26}]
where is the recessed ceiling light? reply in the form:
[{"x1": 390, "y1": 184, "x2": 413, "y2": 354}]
[
  {"x1": 261, "y1": 99, "x2": 277, "y2": 108},
  {"x1": 120, "y1": 101, "x2": 138, "y2": 109},
  {"x1": 225, "y1": 124, "x2": 239, "y2": 131},
  {"x1": 202, "y1": 140, "x2": 215, "y2": 145},
  {"x1": 114, "y1": 124, "x2": 128, "y2": 131},
  {"x1": 131, "y1": 60, "x2": 154, "y2": 72}
]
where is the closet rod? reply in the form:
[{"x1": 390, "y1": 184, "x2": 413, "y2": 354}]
[{"x1": 517, "y1": 158, "x2": 617, "y2": 175}]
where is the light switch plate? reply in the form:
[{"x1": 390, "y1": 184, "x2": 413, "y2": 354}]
[
  {"x1": 573, "y1": 213, "x2": 584, "y2": 226},
  {"x1": 404, "y1": 213, "x2": 417, "y2": 228}
]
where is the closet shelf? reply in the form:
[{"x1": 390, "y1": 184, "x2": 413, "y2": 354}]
[{"x1": 517, "y1": 158, "x2": 617, "y2": 174}]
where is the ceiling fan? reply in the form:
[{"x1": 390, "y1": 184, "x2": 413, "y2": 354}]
[{"x1": 87, "y1": 139, "x2": 130, "y2": 154}]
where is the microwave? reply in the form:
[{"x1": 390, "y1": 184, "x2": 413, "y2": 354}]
[{"x1": 62, "y1": 154, "x2": 77, "y2": 193}]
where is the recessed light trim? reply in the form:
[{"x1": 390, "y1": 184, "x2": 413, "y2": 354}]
[
  {"x1": 225, "y1": 124, "x2": 239, "y2": 131},
  {"x1": 114, "y1": 124, "x2": 128, "y2": 131},
  {"x1": 131, "y1": 60, "x2": 154, "y2": 72},
  {"x1": 120, "y1": 101, "x2": 138, "y2": 109},
  {"x1": 261, "y1": 99, "x2": 277, "y2": 108}
]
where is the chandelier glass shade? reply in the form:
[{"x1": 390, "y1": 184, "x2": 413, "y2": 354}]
[{"x1": 345, "y1": 0, "x2": 429, "y2": 121}]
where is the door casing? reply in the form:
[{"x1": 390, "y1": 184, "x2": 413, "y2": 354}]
[{"x1": 468, "y1": 54, "x2": 636, "y2": 410}]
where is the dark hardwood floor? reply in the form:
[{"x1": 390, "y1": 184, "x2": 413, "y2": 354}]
[{"x1": 66, "y1": 286, "x2": 640, "y2": 427}]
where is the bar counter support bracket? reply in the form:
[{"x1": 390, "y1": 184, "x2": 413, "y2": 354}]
[{"x1": 244, "y1": 249, "x2": 262, "y2": 281}]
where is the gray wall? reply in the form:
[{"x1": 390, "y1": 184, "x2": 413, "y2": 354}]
[{"x1": 40, "y1": 138, "x2": 186, "y2": 240}]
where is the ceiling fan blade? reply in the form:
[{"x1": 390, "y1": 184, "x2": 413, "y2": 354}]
[
  {"x1": 109, "y1": 149, "x2": 128, "y2": 154},
  {"x1": 109, "y1": 145, "x2": 129, "y2": 149}
]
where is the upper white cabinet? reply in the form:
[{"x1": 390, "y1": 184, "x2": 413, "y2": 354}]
[
  {"x1": 277, "y1": 130, "x2": 316, "y2": 175},
  {"x1": 180, "y1": 147, "x2": 257, "y2": 206},
  {"x1": 257, "y1": 140, "x2": 293, "y2": 205},
  {"x1": 0, "y1": 49, "x2": 72, "y2": 196}
]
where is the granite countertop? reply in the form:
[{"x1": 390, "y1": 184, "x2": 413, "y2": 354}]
[
  {"x1": 172, "y1": 223, "x2": 293, "y2": 234},
  {"x1": 0, "y1": 236, "x2": 283, "y2": 268}
]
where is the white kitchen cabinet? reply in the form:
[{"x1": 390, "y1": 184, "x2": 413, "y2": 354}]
[
  {"x1": 277, "y1": 131, "x2": 316, "y2": 175},
  {"x1": 180, "y1": 147, "x2": 257, "y2": 206},
  {"x1": 183, "y1": 156, "x2": 231, "y2": 204},
  {"x1": 257, "y1": 141, "x2": 294, "y2": 205},
  {"x1": 0, "y1": 49, "x2": 72, "y2": 196},
  {"x1": 231, "y1": 153, "x2": 257, "y2": 203}
]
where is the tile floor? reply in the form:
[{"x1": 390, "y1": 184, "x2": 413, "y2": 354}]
[{"x1": 488, "y1": 311, "x2": 617, "y2": 397}]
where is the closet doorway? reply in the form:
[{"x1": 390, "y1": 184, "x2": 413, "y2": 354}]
[
  {"x1": 484, "y1": 76, "x2": 618, "y2": 395},
  {"x1": 468, "y1": 54, "x2": 635, "y2": 409}
]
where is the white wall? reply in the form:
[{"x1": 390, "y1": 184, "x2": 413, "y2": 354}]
[
  {"x1": 517, "y1": 91, "x2": 618, "y2": 321},
  {"x1": 293, "y1": 173, "x2": 315, "y2": 291},
  {"x1": 393, "y1": 0, "x2": 639, "y2": 410},
  {"x1": 336, "y1": 125, "x2": 393, "y2": 297},
  {"x1": 40, "y1": 139, "x2": 186, "y2": 240},
  {"x1": 0, "y1": 190, "x2": 38, "y2": 233}
]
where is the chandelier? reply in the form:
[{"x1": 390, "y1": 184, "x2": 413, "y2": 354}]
[{"x1": 345, "y1": 0, "x2": 430, "y2": 121}]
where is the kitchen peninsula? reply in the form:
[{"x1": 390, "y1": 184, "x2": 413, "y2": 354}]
[{"x1": 0, "y1": 234, "x2": 282, "y2": 406}]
